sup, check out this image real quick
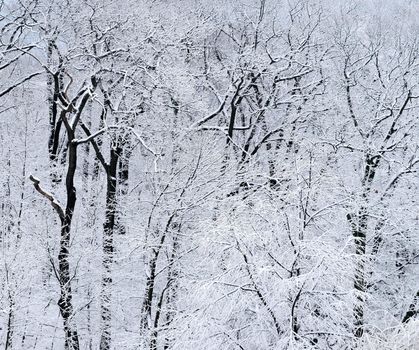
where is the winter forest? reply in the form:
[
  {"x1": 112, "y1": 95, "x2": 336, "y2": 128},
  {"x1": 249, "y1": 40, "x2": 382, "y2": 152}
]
[{"x1": 1, "y1": 0, "x2": 419, "y2": 349}]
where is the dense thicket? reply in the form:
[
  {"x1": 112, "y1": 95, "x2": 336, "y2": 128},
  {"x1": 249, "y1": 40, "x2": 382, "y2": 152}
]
[{"x1": 1, "y1": 0, "x2": 418, "y2": 349}]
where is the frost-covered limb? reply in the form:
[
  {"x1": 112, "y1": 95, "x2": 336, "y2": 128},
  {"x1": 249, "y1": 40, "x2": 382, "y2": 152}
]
[
  {"x1": 29, "y1": 174, "x2": 64, "y2": 221},
  {"x1": 0, "y1": 71, "x2": 42, "y2": 98}
]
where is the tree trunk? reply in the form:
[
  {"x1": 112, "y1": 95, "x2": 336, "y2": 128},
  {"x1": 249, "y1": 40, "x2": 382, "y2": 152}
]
[
  {"x1": 348, "y1": 155, "x2": 379, "y2": 339},
  {"x1": 58, "y1": 138, "x2": 80, "y2": 350},
  {"x1": 100, "y1": 146, "x2": 121, "y2": 350},
  {"x1": 349, "y1": 209, "x2": 368, "y2": 339}
]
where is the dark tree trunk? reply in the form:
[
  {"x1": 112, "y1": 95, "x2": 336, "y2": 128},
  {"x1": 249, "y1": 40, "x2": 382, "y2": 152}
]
[
  {"x1": 140, "y1": 214, "x2": 176, "y2": 347},
  {"x1": 402, "y1": 290, "x2": 419, "y2": 324},
  {"x1": 47, "y1": 41, "x2": 66, "y2": 185},
  {"x1": 5, "y1": 286, "x2": 14, "y2": 349},
  {"x1": 349, "y1": 209, "x2": 368, "y2": 339},
  {"x1": 78, "y1": 98, "x2": 121, "y2": 350},
  {"x1": 100, "y1": 145, "x2": 122, "y2": 350},
  {"x1": 348, "y1": 154, "x2": 380, "y2": 339},
  {"x1": 58, "y1": 131, "x2": 80, "y2": 350},
  {"x1": 31, "y1": 86, "x2": 93, "y2": 349}
]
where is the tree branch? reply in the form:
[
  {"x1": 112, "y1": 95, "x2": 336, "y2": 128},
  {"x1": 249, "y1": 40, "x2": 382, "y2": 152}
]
[
  {"x1": 29, "y1": 175, "x2": 65, "y2": 221},
  {"x1": 0, "y1": 71, "x2": 42, "y2": 98}
]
